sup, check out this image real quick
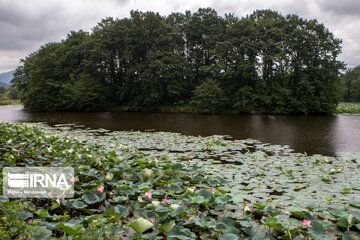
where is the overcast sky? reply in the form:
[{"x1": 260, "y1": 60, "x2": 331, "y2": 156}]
[{"x1": 1, "y1": 0, "x2": 359, "y2": 73}]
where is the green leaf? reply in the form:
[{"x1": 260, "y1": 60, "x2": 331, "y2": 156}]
[
  {"x1": 158, "y1": 220, "x2": 176, "y2": 233},
  {"x1": 342, "y1": 231, "x2": 360, "y2": 240},
  {"x1": 143, "y1": 210, "x2": 157, "y2": 220},
  {"x1": 36, "y1": 209, "x2": 49, "y2": 218},
  {"x1": 141, "y1": 232, "x2": 160, "y2": 239},
  {"x1": 198, "y1": 189, "x2": 213, "y2": 202},
  {"x1": 50, "y1": 202, "x2": 60, "y2": 211},
  {"x1": 30, "y1": 226, "x2": 52, "y2": 239},
  {"x1": 216, "y1": 188, "x2": 229, "y2": 194},
  {"x1": 172, "y1": 163, "x2": 183, "y2": 170},
  {"x1": 114, "y1": 196, "x2": 128, "y2": 202},
  {"x1": 194, "y1": 218, "x2": 216, "y2": 229},
  {"x1": 51, "y1": 214, "x2": 71, "y2": 222},
  {"x1": 170, "y1": 205, "x2": 188, "y2": 217},
  {"x1": 337, "y1": 217, "x2": 351, "y2": 229},
  {"x1": 341, "y1": 188, "x2": 351, "y2": 194},
  {"x1": 70, "y1": 200, "x2": 88, "y2": 209},
  {"x1": 215, "y1": 195, "x2": 232, "y2": 204},
  {"x1": 155, "y1": 207, "x2": 171, "y2": 213},
  {"x1": 191, "y1": 195, "x2": 206, "y2": 204},
  {"x1": 219, "y1": 233, "x2": 239, "y2": 240},
  {"x1": 265, "y1": 221, "x2": 278, "y2": 228},
  {"x1": 128, "y1": 217, "x2": 153, "y2": 234},
  {"x1": 57, "y1": 222, "x2": 83, "y2": 236},
  {"x1": 349, "y1": 201, "x2": 360, "y2": 209},
  {"x1": 18, "y1": 211, "x2": 33, "y2": 220},
  {"x1": 169, "y1": 184, "x2": 182, "y2": 192},
  {"x1": 321, "y1": 177, "x2": 331, "y2": 183},
  {"x1": 82, "y1": 192, "x2": 104, "y2": 204},
  {"x1": 207, "y1": 179, "x2": 219, "y2": 186},
  {"x1": 253, "y1": 201, "x2": 268, "y2": 210},
  {"x1": 169, "y1": 204, "x2": 180, "y2": 211},
  {"x1": 114, "y1": 205, "x2": 129, "y2": 217},
  {"x1": 218, "y1": 217, "x2": 236, "y2": 228},
  {"x1": 308, "y1": 221, "x2": 327, "y2": 240}
]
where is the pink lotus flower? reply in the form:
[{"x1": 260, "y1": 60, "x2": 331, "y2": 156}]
[
  {"x1": 97, "y1": 185, "x2": 104, "y2": 193},
  {"x1": 163, "y1": 198, "x2": 168, "y2": 203},
  {"x1": 97, "y1": 157, "x2": 101, "y2": 161},
  {"x1": 262, "y1": 216, "x2": 266, "y2": 220},
  {"x1": 302, "y1": 219, "x2": 312, "y2": 227},
  {"x1": 70, "y1": 177, "x2": 76, "y2": 183},
  {"x1": 145, "y1": 192, "x2": 152, "y2": 200}
]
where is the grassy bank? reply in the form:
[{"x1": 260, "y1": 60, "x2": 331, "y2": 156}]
[
  {"x1": 0, "y1": 121, "x2": 359, "y2": 239},
  {"x1": 336, "y1": 102, "x2": 360, "y2": 114},
  {"x1": 0, "y1": 99, "x2": 21, "y2": 106}
]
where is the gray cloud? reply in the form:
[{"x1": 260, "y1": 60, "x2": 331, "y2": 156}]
[
  {"x1": 317, "y1": 0, "x2": 360, "y2": 16},
  {"x1": 0, "y1": 0, "x2": 359, "y2": 72},
  {"x1": 0, "y1": 1, "x2": 66, "y2": 49}
]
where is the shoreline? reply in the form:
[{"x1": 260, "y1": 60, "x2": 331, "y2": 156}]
[{"x1": 3, "y1": 103, "x2": 360, "y2": 115}]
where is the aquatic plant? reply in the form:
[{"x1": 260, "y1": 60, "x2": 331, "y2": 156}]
[{"x1": 0, "y1": 121, "x2": 359, "y2": 239}]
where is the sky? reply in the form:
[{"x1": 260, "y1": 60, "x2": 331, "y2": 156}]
[{"x1": 0, "y1": 0, "x2": 359, "y2": 73}]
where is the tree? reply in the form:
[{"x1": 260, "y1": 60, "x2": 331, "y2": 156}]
[
  {"x1": 191, "y1": 78, "x2": 228, "y2": 113},
  {"x1": 7, "y1": 86, "x2": 20, "y2": 99},
  {"x1": 342, "y1": 66, "x2": 360, "y2": 102},
  {"x1": 12, "y1": 43, "x2": 67, "y2": 110},
  {"x1": 12, "y1": 9, "x2": 344, "y2": 114},
  {"x1": 0, "y1": 86, "x2": 6, "y2": 94},
  {"x1": 64, "y1": 73, "x2": 108, "y2": 111}
]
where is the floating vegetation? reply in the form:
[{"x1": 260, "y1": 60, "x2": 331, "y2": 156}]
[{"x1": 0, "y1": 121, "x2": 360, "y2": 239}]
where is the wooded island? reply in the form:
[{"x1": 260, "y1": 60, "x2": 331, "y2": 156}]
[{"x1": 12, "y1": 9, "x2": 344, "y2": 114}]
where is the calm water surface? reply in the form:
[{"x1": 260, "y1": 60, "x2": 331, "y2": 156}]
[{"x1": 1, "y1": 105, "x2": 360, "y2": 156}]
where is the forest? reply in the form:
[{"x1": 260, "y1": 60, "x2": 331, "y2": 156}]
[
  {"x1": 12, "y1": 8, "x2": 344, "y2": 114},
  {"x1": 342, "y1": 66, "x2": 360, "y2": 103}
]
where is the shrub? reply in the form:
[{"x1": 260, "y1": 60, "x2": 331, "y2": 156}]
[{"x1": 191, "y1": 78, "x2": 228, "y2": 113}]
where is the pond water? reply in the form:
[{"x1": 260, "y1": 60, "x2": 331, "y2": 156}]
[{"x1": 1, "y1": 105, "x2": 359, "y2": 156}]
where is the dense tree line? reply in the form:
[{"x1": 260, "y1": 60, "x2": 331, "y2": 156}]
[
  {"x1": 0, "y1": 86, "x2": 19, "y2": 102},
  {"x1": 341, "y1": 65, "x2": 360, "y2": 102},
  {"x1": 12, "y1": 9, "x2": 344, "y2": 113}
]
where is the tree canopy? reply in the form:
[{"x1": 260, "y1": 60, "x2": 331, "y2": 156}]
[
  {"x1": 12, "y1": 9, "x2": 344, "y2": 114},
  {"x1": 341, "y1": 65, "x2": 360, "y2": 102}
]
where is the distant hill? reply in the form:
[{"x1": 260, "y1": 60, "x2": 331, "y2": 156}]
[{"x1": 0, "y1": 70, "x2": 15, "y2": 88}]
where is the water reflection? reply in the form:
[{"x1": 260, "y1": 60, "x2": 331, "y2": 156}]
[{"x1": 1, "y1": 105, "x2": 359, "y2": 156}]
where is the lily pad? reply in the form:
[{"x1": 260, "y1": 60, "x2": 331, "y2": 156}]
[{"x1": 128, "y1": 217, "x2": 154, "y2": 234}]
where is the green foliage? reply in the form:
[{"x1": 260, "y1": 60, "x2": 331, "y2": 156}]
[
  {"x1": 0, "y1": 86, "x2": 6, "y2": 94},
  {"x1": 6, "y1": 86, "x2": 20, "y2": 100},
  {"x1": 0, "y1": 99, "x2": 21, "y2": 106},
  {"x1": 0, "y1": 121, "x2": 359, "y2": 239},
  {"x1": 0, "y1": 202, "x2": 32, "y2": 239},
  {"x1": 191, "y1": 78, "x2": 228, "y2": 113},
  {"x1": 336, "y1": 102, "x2": 360, "y2": 114},
  {"x1": 63, "y1": 73, "x2": 108, "y2": 111},
  {"x1": 0, "y1": 85, "x2": 21, "y2": 105},
  {"x1": 342, "y1": 65, "x2": 360, "y2": 102},
  {"x1": 12, "y1": 9, "x2": 344, "y2": 114}
]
